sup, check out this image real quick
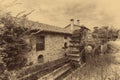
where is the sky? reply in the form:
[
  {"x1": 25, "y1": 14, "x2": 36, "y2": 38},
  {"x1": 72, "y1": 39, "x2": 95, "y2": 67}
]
[{"x1": 0, "y1": 0, "x2": 120, "y2": 29}]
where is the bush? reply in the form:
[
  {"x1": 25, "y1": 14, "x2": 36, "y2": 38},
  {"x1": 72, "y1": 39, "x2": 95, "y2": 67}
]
[{"x1": 0, "y1": 14, "x2": 31, "y2": 71}]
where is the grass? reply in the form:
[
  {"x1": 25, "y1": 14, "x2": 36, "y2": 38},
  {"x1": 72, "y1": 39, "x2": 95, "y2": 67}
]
[{"x1": 66, "y1": 53, "x2": 120, "y2": 80}]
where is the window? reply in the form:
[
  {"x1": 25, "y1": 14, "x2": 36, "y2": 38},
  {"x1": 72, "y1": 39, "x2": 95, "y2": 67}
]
[
  {"x1": 36, "y1": 36, "x2": 45, "y2": 51},
  {"x1": 63, "y1": 42, "x2": 68, "y2": 49},
  {"x1": 38, "y1": 55, "x2": 44, "y2": 63}
]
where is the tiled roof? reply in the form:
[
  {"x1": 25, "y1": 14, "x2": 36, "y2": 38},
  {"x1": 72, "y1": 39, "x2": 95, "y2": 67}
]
[
  {"x1": 15, "y1": 18, "x2": 72, "y2": 34},
  {"x1": 64, "y1": 24, "x2": 90, "y2": 30},
  {"x1": 30, "y1": 21, "x2": 72, "y2": 34}
]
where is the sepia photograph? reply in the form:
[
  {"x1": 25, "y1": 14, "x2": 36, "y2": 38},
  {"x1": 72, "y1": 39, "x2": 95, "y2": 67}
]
[{"x1": 0, "y1": 0, "x2": 120, "y2": 80}]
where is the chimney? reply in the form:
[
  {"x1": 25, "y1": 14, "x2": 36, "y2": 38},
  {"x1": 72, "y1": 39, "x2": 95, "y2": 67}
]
[
  {"x1": 70, "y1": 19, "x2": 74, "y2": 31},
  {"x1": 77, "y1": 19, "x2": 80, "y2": 25}
]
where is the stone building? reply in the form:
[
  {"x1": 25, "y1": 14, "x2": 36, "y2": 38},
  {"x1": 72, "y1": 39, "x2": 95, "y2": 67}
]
[{"x1": 20, "y1": 20, "x2": 72, "y2": 65}]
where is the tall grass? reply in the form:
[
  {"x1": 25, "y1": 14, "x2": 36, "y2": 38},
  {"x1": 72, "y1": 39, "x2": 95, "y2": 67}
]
[{"x1": 67, "y1": 53, "x2": 120, "y2": 80}]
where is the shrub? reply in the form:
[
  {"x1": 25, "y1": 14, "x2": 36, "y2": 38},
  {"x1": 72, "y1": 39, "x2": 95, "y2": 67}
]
[{"x1": 0, "y1": 13, "x2": 31, "y2": 71}]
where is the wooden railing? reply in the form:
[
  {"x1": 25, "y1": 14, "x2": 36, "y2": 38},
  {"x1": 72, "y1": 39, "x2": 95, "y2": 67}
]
[{"x1": 16, "y1": 57, "x2": 70, "y2": 80}]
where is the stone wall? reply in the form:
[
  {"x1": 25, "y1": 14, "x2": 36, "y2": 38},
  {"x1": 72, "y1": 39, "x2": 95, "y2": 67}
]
[{"x1": 25, "y1": 33, "x2": 70, "y2": 64}]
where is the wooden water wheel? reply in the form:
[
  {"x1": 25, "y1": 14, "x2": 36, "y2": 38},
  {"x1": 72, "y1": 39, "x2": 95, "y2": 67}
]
[
  {"x1": 67, "y1": 26, "x2": 91, "y2": 67},
  {"x1": 67, "y1": 26, "x2": 101, "y2": 67}
]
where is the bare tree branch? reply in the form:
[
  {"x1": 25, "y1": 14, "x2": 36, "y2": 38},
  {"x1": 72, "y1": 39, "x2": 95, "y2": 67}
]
[
  {"x1": 21, "y1": 10, "x2": 35, "y2": 18},
  {"x1": 16, "y1": 10, "x2": 26, "y2": 18}
]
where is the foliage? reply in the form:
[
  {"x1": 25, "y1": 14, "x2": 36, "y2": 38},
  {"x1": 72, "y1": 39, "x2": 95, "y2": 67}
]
[
  {"x1": 92, "y1": 26, "x2": 120, "y2": 44},
  {"x1": 65, "y1": 54, "x2": 119, "y2": 80},
  {"x1": 0, "y1": 13, "x2": 32, "y2": 71}
]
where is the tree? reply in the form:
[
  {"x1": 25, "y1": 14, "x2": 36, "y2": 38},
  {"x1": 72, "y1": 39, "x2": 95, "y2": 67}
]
[
  {"x1": 108, "y1": 28, "x2": 120, "y2": 41},
  {"x1": 92, "y1": 26, "x2": 120, "y2": 44},
  {"x1": 0, "y1": 13, "x2": 32, "y2": 71}
]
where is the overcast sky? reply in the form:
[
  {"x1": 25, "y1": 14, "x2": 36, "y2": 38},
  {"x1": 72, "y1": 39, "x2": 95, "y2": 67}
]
[{"x1": 0, "y1": 0, "x2": 120, "y2": 29}]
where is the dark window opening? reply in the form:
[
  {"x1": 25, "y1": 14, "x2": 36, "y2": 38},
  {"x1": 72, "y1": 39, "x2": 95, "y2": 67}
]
[
  {"x1": 36, "y1": 36, "x2": 45, "y2": 51},
  {"x1": 63, "y1": 42, "x2": 68, "y2": 49},
  {"x1": 38, "y1": 55, "x2": 44, "y2": 63}
]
